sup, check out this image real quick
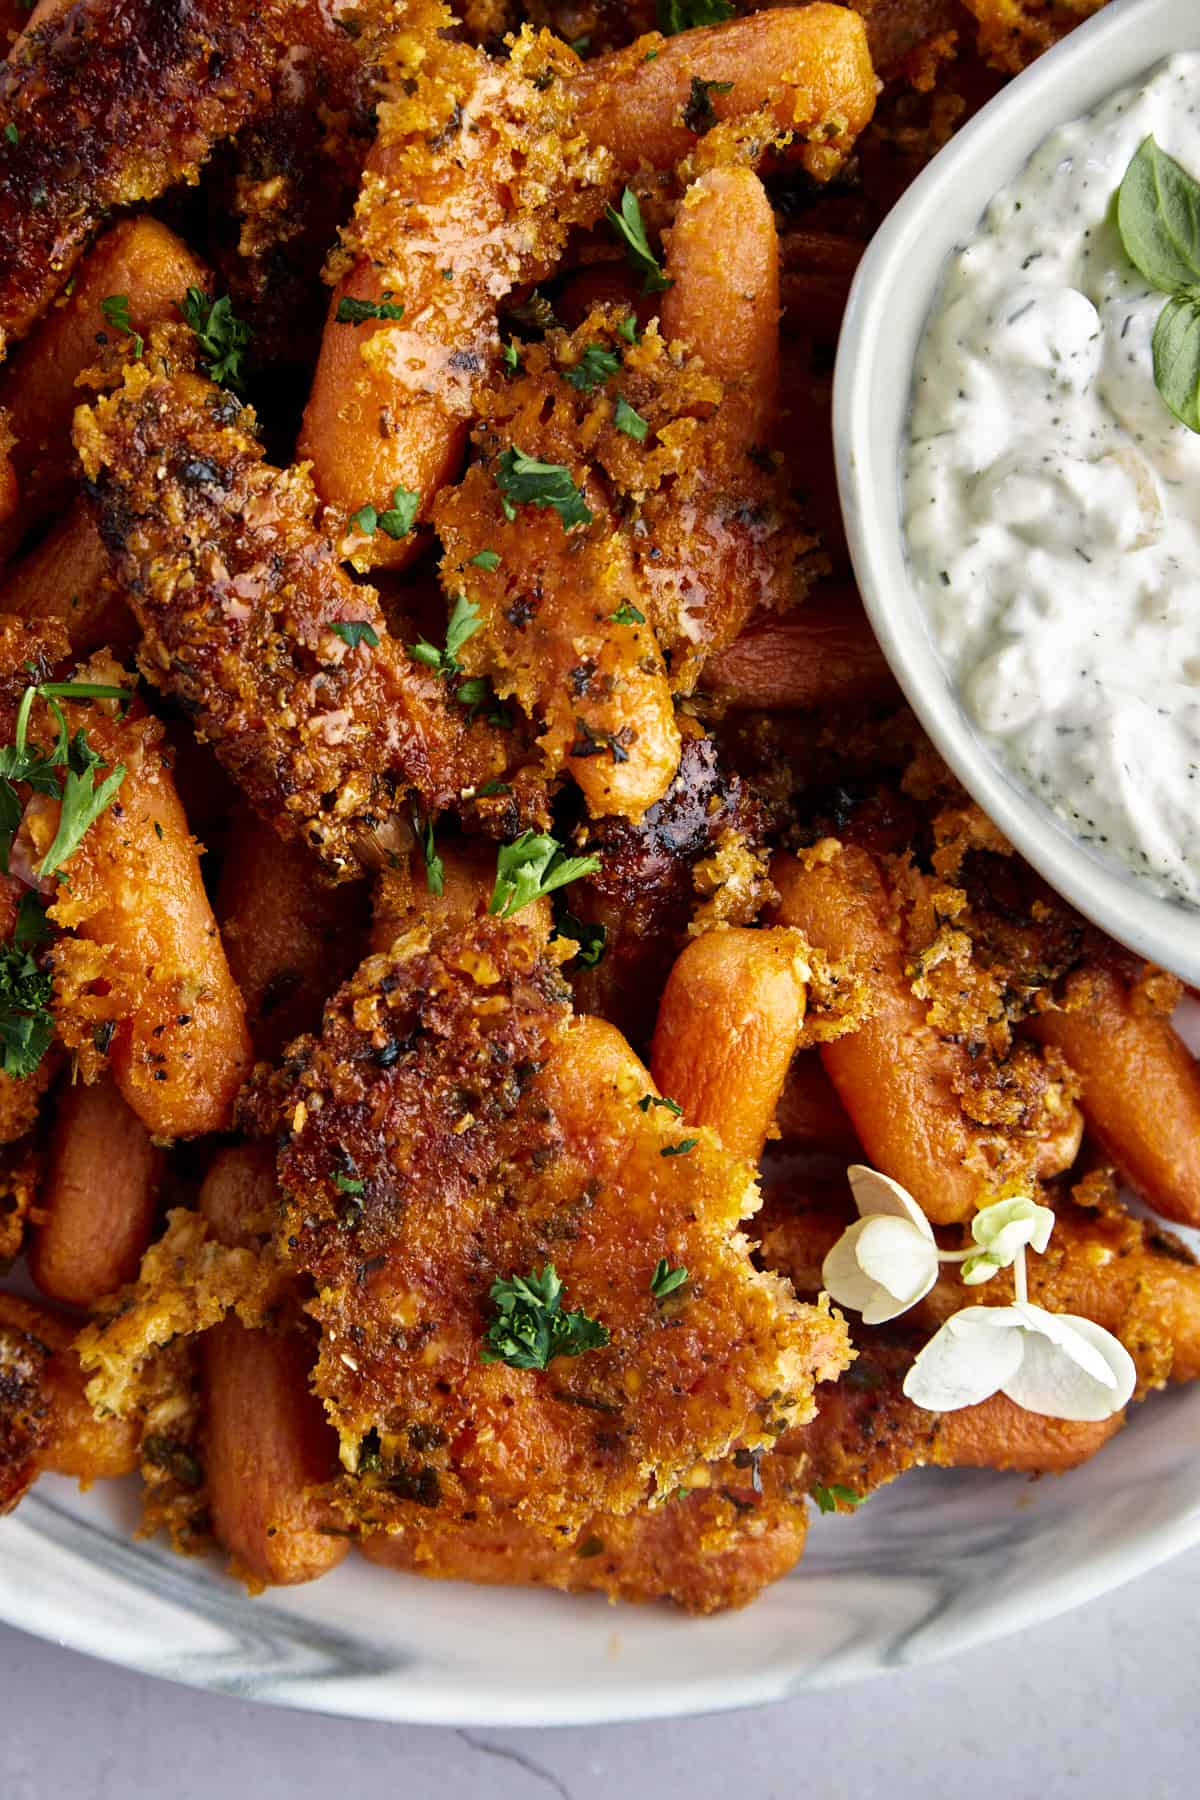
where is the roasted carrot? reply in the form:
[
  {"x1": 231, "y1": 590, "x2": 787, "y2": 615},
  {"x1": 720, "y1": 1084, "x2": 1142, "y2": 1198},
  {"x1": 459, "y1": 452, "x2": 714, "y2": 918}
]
[
  {"x1": 217, "y1": 803, "x2": 365, "y2": 1063},
  {"x1": 771, "y1": 844, "x2": 1003, "y2": 1222},
  {"x1": 0, "y1": 1292, "x2": 138, "y2": 1510},
  {"x1": 0, "y1": 216, "x2": 208, "y2": 559},
  {"x1": 199, "y1": 1142, "x2": 348, "y2": 1587},
  {"x1": 705, "y1": 589, "x2": 899, "y2": 712},
  {"x1": 45, "y1": 670, "x2": 251, "y2": 1138},
  {"x1": 1028, "y1": 967, "x2": 1200, "y2": 1228},
  {"x1": 30, "y1": 1072, "x2": 162, "y2": 1306},
  {"x1": 577, "y1": 6, "x2": 878, "y2": 183},
  {"x1": 0, "y1": 506, "x2": 133, "y2": 652},
  {"x1": 650, "y1": 927, "x2": 810, "y2": 1161}
]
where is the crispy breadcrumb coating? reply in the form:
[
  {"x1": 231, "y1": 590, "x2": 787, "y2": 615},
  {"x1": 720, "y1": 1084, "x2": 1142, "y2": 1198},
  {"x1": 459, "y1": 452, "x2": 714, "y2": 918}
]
[
  {"x1": 243, "y1": 918, "x2": 849, "y2": 1537},
  {"x1": 74, "y1": 351, "x2": 537, "y2": 875}
]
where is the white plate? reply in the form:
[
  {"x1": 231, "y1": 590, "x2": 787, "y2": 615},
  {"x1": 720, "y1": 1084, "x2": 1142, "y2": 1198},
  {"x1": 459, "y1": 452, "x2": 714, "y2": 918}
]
[
  {"x1": 2, "y1": 1372, "x2": 1198, "y2": 1726},
  {"x1": 5, "y1": 0, "x2": 1200, "y2": 1729}
]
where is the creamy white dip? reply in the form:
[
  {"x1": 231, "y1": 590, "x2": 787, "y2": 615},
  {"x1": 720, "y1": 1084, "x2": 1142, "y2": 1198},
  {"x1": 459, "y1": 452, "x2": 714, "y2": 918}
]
[{"x1": 904, "y1": 55, "x2": 1200, "y2": 907}]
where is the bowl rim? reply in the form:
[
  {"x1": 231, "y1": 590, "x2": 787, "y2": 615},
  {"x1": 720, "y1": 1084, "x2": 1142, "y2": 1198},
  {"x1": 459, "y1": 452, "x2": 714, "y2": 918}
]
[{"x1": 833, "y1": 0, "x2": 1200, "y2": 982}]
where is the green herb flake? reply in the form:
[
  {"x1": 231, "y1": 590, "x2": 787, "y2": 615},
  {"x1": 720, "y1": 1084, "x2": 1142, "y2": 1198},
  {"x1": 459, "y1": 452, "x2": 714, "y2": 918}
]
[
  {"x1": 408, "y1": 593, "x2": 482, "y2": 679},
  {"x1": 605, "y1": 187, "x2": 673, "y2": 295},
  {"x1": 609, "y1": 601, "x2": 645, "y2": 625},
  {"x1": 564, "y1": 342, "x2": 621, "y2": 392},
  {"x1": 617, "y1": 314, "x2": 640, "y2": 345},
  {"x1": 555, "y1": 909, "x2": 606, "y2": 967},
  {"x1": 3, "y1": 123, "x2": 18, "y2": 147},
  {"x1": 334, "y1": 293, "x2": 405, "y2": 326},
  {"x1": 494, "y1": 445, "x2": 592, "y2": 530},
  {"x1": 637, "y1": 1092, "x2": 683, "y2": 1117},
  {"x1": 378, "y1": 484, "x2": 420, "y2": 539},
  {"x1": 567, "y1": 33, "x2": 591, "y2": 55},
  {"x1": 330, "y1": 620, "x2": 380, "y2": 651},
  {"x1": 350, "y1": 503, "x2": 378, "y2": 536},
  {"x1": 0, "y1": 939, "x2": 53, "y2": 1079},
  {"x1": 414, "y1": 811, "x2": 444, "y2": 896},
  {"x1": 178, "y1": 287, "x2": 253, "y2": 389},
  {"x1": 656, "y1": 0, "x2": 733, "y2": 31},
  {"x1": 99, "y1": 293, "x2": 143, "y2": 359},
  {"x1": 480, "y1": 1264, "x2": 609, "y2": 1370},
  {"x1": 333, "y1": 1172, "x2": 365, "y2": 1195},
  {"x1": 613, "y1": 394, "x2": 649, "y2": 441},
  {"x1": 649, "y1": 1257, "x2": 688, "y2": 1300},
  {"x1": 469, "y1": 548, "x2": 501, "y2": 570},
  {"x1": 660, "y1": 1137, "x2": 699, "y2": 1158},
  {"x1": 501, "y1": 340, "x2": 523, "y2": 376},
  {"x1": 682, "y1": 75, "x2": 733, "y2": 136},
  {"x1": 489, "y1": 830, "x2": 600, "y2": 919},
  {"x1": 812, "y1": 1483, "x2": 866, "y2": 1515}
]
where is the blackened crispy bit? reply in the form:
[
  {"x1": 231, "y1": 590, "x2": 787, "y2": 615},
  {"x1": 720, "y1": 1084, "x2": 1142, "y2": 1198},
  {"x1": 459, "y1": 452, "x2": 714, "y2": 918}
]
[
  {"x1": 571, "y1": 729, "x2": 770, "y2": 1048},
  {"x1": 203, "y1": 0, "x2": 386, "y2": 375},
  {"x1": 248, "y1": 919, "x2": 847, "y2": 1539},
  {"x1": 73, "y1": 354, "x2": 520, "y2": 877},
  {"x1": 0, "y1": 0, "x2": 295, "y2": 357}
]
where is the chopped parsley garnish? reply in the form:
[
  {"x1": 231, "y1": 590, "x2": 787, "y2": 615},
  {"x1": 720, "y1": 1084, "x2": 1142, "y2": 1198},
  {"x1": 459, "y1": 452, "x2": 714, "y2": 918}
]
[
  {"x1": 0, "y1": 939, "x2": 53, "y2": 1079},
  {"x1": 555, "y1": 908, "x2": 606, "y2": 967},
  {"x1": 469, "y1": 549, "x2": 501, "y2": 570},
  {"x1": 494, "y1": 446, "x2": 592, "y2": 530},
  {"x1": 501, "y1": 339, "x2": 523, "y2": 375},
  {"x1": 178, "y1": 287, "x2": 253, "y2": 389},
  {"x1": 617, "y1": 314, "x2": 640, "y2": 345},
  {"x1": 613, "y1": 394, "x2": 649, "y2": 441},
  {"x1": 649, "y1": 1257, "x2": 688, "y2": 1300},
  {"x1": 567, "y1": 33, "x2": 591, "y2": 56},
  {"x1": 609, "y1": 601, "x2": 645, "y2": 625},
  {"x1": 682, "y1": 76, "x2": 733, "y2": 136},
  {"x1": 3, "y1": 124, "x2": 18, "y2": 147},
  {"x1": 334, "y1": 292, "x2": 405, "y2": 326},
  {"x1": 333, "y1": 1171, "x2": 365, "y2": 1195},
  {"x1": 352, "y1": 485, "x2": 420, "y2": 539},
  {"x1": 99, "y1": 293, "x2": 142, "y2": 359},
  {"x1": 480, "y1": 1264, "x2": 609, "y2": 1370},
  {"x1": 657, "y1": 0, "x2": 734, "y2": 31},
  {"x1": 812, "y1": 1483, "x2": 866, "y2": 1514},
  {"x1": 329, "y1": 620, "x2": 380, "y2": 651},
  {"x1": 605, "y1": 188, "x2": 673, "y2": 295},
  {"x1": 488, "y1": 831, "x2": 600, "y2": 919},
  {"x1": 564, "y1": 342, "x2": 621, "y2": 392},
  {"x1": 637, "y1": 1092, "x2": 683, "y2": 1117},
  {"x1": 13, "y1": 893, "x2": 49, "y2": 948},
  {"x1": 0, "y1": 678, "x2": 131, "y2": 885},
  {"x1": 413, "y1": 810, "x2": 444, "y2": 896},
  {"x1": 660, "y1": 1138, "x2": 698, "y2": 1158},
  {"x1": 407, "y1": 593, "x2": 481, "y2": 678}
]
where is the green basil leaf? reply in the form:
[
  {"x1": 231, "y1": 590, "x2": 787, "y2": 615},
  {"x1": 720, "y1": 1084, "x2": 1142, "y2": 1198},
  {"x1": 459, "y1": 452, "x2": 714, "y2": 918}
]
[
  {"x1": 1117, "y1": 136, "x2": 1200, "y2": 293},
  {"x1": 1152, "y1": 287, "x2": 1200, "y2": 431}
]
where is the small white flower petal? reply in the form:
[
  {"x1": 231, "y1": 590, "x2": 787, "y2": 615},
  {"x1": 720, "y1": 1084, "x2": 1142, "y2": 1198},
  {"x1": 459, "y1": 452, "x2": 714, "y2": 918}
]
[
  {"x1": 1001, "y1": 1309, "x2": 1137, "y2": 1421},
  {"x1": 969, "y1": 1197, "x2": 1056, "y2": 1263},
  {"x1": 902, "y1": 1307, "x2": 1025, "y2": 1412},
  {"x1": 854, "y1": 1215, "x2": 940, "y2": 1323},
  {"x1": 847, "y1": 1164, "x2": 935, "y2": 1241},
  {"x1": 822, "y1": 1218, "x2": 885, "y2": 1317}
]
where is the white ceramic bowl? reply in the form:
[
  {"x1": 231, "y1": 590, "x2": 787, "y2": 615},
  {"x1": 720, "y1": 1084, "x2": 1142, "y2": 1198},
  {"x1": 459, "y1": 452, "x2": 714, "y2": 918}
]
[{"x1": 834, "y1": 0, "x2": 1200, "y2": 982}]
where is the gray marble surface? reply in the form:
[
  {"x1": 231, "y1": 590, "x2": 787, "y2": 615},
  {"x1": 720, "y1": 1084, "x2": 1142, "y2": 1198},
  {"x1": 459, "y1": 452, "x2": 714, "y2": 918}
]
[{"x1": 0, "y1": 1545, "x2": 1195, "y2": 1799}]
